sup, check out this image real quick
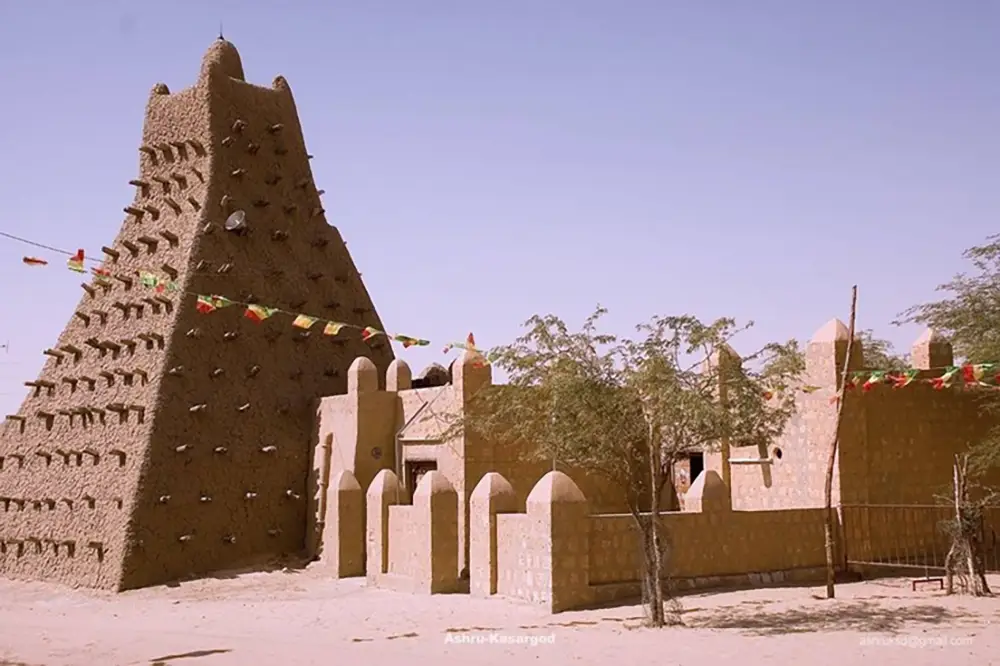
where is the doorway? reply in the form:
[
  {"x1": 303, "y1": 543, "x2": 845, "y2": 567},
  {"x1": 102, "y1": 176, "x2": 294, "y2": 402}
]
[
  {"x1": 689, "y1": 452, "x2": 704, "y2": 482},
  {"x1": 407, "y1": 460, "x2": 438, "y2": 493}
]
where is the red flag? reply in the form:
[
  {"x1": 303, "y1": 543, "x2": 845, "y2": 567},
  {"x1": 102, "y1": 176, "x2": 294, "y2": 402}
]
[
  {"x1": 67, "y1": 249, "x2": 85, "y2": 273},
  {"x1": 22, "y1": 256, "x2": 48, "y2": 266},
  {"x1": 361, "y1": 327, "x2": 383, "y2": 342}
]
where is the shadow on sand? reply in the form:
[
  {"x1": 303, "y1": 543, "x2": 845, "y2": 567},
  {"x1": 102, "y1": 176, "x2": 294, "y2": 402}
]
[
  {"x1": 688, "y1": 599, "x2": 973, "y2": 636},
  {"x1": 149, "y1": 648, "x2": 233, "y2": 664},
  {"x1": 164, "y1": 557, "x2": 309, "y2": 588}
]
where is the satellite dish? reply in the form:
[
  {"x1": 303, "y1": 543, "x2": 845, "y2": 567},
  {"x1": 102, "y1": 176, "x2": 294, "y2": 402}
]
[{"x1": 224, "y1": 210, "x2": 247, "y2": 232}]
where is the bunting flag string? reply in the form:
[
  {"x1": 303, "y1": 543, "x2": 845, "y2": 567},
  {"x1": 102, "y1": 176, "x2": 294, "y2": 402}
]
[
  {"x1": 849, "y1": 365, "x2": 1000, "y2": 393},
  {"x1": 21, "y1": 244, "x2": 123, "y2": 284},
  {"x1": 766, "y1": 362, "x2": 1000, "y2": 405},
  {"x1": 2, "y1": 231, "x2": 440, "y2": 353},
  {"x1": 168, "y1": 280, "x2": 432, "y2": 351},
  {"x1": 824, "y1": 364, "x2": 1000, "y2": 405},
  {"x1": 8, "y1": 231, "x2": 998, "y2": 378}
]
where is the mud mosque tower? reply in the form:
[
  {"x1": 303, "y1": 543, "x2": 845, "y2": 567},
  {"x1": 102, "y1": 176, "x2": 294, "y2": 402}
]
[{"x1": 0, "y1": 39, "x2": 394, "y2": 590}]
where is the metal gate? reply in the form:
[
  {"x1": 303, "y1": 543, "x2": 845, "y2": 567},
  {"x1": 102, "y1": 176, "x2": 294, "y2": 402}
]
[{"x1": 841, "y1": 503, "x2": 1000, "y2": 574}]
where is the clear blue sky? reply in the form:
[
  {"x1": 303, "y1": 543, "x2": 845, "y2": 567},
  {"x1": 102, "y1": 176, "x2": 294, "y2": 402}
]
[{"x1": 0, "y1": 1, "x2": 997, "y2": 415}]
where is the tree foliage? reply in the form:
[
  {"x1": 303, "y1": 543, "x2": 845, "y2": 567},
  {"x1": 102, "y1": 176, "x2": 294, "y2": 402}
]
[
  {"x1": 896, "y1": 234, "x2": 1000, "y2": 363},
  {"x1": 857, "y1": 329, "x2": 909, "y2": 371},
  {"x1": 454, "y1": 306, "x2": 803, "y2": 625},
  {"x1": 896, "y1": 235, "x2": 1000, "y2": 474}
]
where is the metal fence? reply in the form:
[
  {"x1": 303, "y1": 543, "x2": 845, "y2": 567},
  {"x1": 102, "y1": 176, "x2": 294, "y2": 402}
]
[{"x1": 841, "y1": 504, "x2": 1000, "y2": 575}]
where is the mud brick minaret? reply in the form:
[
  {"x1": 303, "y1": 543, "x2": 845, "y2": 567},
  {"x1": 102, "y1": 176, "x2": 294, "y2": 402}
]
[{"x1": 0, "y1": 39, "x2": 394, "y2": 590}]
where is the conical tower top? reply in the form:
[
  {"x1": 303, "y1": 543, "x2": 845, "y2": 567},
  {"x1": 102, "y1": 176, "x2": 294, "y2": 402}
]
[{"x1": 199, "y1": 37, "x2": 245, "y2": 82}]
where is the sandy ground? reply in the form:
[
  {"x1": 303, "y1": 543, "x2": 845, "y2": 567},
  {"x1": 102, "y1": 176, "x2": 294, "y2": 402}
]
[{"x1": 0, "y1": 567, "x2": 997, "y2": 666}]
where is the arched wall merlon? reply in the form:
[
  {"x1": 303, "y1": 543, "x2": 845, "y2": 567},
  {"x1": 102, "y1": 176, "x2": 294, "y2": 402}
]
[
  {"x1": 805, "y1": 317, "x2": 864, "y2": 386},
  {"x1": 198, "y1": 38, "x2": 246, "y2": 83},
  {"x1": 527, "y1": 471, "x2": 587, "y2": 507},
  {"x1": 333, "y1": 469, "x2": 362, "y2": 492},
  {"x1": 471, "y1": 472, "x2": 516, "y2": 505},
  {"x1": 470, "y1": 472, "x2": 518, "y2": 598},
  {"x1": 700, "y1": 343, "x2": 741, "y2": 376},
  {"x1": 366, "y1": 469, "x2": 407, "y2": 581},
  {"x1": 348, "y1": 356, "x2": 378, "y2": 393},
  {"x1": 365, "y1": 469, "x2": 410, "y2": 505},
  {"x1": 415, "y1": 363, "x2": 450, "y2": 387},
  {"x1": 684, "y1": 469, "x2": 731, "y2": 513},
  {"x1": 911, "y1": 328, "x2": 953, "y2": 370},
  {"x1": 322, "y1": 469, "x2": 365, "y2": 578},
  {"x1": 386, "y1": 359, "x2": 412, "y2": 392},
  {"x1": 452, "y1": 350, "x2": 492, "y2": 399},
  {"x1": 414, "y1": 469, "x2": 456, "y2": 499},
  {"x1": 810, "y1": 318, "x2": 851, "y2": 343},
  {"x1": 713, "y1": 342, "x2": 740, "y2": 363}
]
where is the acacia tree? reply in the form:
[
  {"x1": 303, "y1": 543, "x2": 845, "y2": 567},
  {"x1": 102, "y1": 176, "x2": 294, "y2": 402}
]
[
  {"x1": 943, "y1": 454, "x2": 995, "y2": 596},
  {"x1": 896, "y1": 234, "x2": 1000, "y2": 472},
  {"x1": 457, "y1": 307, "x2": 802, "y2": 627}
]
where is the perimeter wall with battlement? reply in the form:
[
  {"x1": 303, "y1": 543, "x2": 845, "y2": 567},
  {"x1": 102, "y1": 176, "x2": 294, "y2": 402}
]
[
  {"x1": 320, "y1": 463, "x2": 833, "y2": 612},
  {"x1": 315, "y1": 321, "x2": 1000, "y2": 612}
]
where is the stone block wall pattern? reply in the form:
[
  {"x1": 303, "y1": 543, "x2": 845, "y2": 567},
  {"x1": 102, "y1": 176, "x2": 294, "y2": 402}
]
[
  {"x1": 0, "y1": 39, "x2": 393, "y2": 591},
  {"x1": 492, "y1": 471, "x2": 592, "y2": 612},
  {"x1": 478, "y1": 470, "x2": 829, "y2": 613}
]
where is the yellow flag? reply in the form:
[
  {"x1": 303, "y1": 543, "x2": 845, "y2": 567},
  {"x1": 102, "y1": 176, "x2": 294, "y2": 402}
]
[
  {"x1": 323, "y1": 322, "x2": 344, "y2": 336},
  {"x1": 293, "y1": 315, "x2": 317, "y2": 329}
]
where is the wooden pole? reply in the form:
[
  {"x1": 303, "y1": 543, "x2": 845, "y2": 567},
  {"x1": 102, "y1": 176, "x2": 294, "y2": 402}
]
[{"x1": 823, "y1": 285, "x2": 858, "y2": 600}]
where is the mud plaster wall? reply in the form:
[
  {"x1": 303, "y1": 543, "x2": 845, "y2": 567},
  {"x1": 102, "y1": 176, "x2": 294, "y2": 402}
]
[{"x1": 0, "y1": 40, "x2": 393, "y2": 591}]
